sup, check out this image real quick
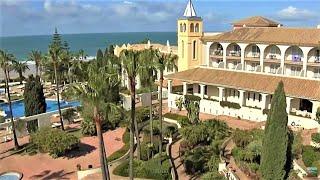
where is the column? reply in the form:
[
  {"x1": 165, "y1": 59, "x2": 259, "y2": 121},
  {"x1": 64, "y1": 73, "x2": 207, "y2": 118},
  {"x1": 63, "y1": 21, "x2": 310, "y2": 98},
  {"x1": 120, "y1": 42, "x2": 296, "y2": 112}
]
[
  {"x1": 261, "y1": 93, "x2": 268, "y2": 110},
  {"x1": 257, "y1": 44, "x2": 267, "y2": 73},
  {"x1": 221, "y1": 43, "x2": 229, "y2": 69},
  {"x1": 183, "y1": 82, "x2": 187, "y2": 95},
  {"x1": 301, "y1": 47, "x2": 313, "y2": 77},
  {"x1": 167, "y1": 80, "x2": 172, "y2": 94},
  {"x1": 206, "y1": 42, "x2": 213, "y2": 67},
  {"x1": 238, "y1": 43, "x2": 248, "y2": 71},
  {"x1": 218, "y1": 87, "x2": 225, "y2": 102},
  {"x1": 239, "y1": 90, "x2": 246, "y2": 106},
  {"x1": 286, "y1": 97, "x2": 292, "y2": 114},
  {"x1": 200, "y1": 84, "x2": 205, "y2": 99},
  {"x1": 279, "y1": 45, "x2": 289, "y2": 75}
]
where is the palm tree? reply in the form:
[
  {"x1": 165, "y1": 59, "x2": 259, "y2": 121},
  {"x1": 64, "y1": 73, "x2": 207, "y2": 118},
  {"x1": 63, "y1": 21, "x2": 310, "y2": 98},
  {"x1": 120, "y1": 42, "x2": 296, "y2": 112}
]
[
  {"x1": 139, "y1": 48, "x2": 157, "y2": 155},
  {"x1": 0, "y1": 49, "x2": 19, "y2": 150},
  {"x1": 13, "y1": 60, "x2": 29, "y2": 84},
  {"x1": 120, "y1": 49, "x2": 143, "y2": 179},
  {"x1": 29, "y1": 50, "x2": 42, "y2": 76},
  {"x1": 49, "y1": 44, "x2": 64, "y2": 131},
  {"x1": 154, "y1": 50, "x2": 178, "y2": 161},
  {"x1": 72, "y1": 60, "x2": 119, "y2": 180}
]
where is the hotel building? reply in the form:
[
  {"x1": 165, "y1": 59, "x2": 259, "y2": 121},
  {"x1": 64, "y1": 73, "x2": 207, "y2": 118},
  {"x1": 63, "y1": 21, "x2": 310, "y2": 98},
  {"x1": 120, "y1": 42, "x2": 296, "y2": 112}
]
[{"x1": 166, "y1": 0, "x2": 320, "y2": 129}]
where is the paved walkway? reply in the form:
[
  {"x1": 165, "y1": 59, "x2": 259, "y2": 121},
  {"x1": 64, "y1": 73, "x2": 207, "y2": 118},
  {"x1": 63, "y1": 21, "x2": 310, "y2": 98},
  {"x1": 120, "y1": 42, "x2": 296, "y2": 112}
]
[{"x1": 0, "y1": 128, "x2": 125, "y2": 179}]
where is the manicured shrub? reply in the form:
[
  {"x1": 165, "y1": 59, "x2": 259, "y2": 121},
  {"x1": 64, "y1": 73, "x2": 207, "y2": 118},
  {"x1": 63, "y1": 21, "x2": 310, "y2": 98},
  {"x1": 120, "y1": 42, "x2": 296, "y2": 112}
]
[
  {"x1": 312, "y1": 133, "x2": 320, "y2": 143},
  {"x1": 135, "y1": 107, "x2": 150, "y2": 123},
  {"x1": 81, "y1": 118, "x2": 96, "y2": 136},
  {"x1": 30, "y1": 127, "x2": 79, "y2": 158},
  {"x1": 302, "y1": 146, "x2": 320, "y2": 167},
  {"x1": 220, "y1": 101, "x2": 241, "y2": 109}
]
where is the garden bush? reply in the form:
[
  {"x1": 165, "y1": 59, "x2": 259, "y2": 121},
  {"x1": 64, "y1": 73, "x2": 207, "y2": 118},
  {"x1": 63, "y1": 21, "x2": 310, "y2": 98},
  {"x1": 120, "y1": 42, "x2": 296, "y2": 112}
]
[
  {"x1": 81, "y1": 118, "x2": 96, "y2": 136},
  {"x1": 302, "y1": 146, "x2": 320, "y2": 167},
  {"x1": 135, "y1": 107, "x2": 150, "y2": 123},
  {"x1": 312, "y1": 133, "x2": 320, "y2": 143},
  {"x1": 183, "y1": 147, "x2": 207, "y2": 174},
  {"x1": 30, "y1": 127, "x2": 79, "y2": 158},
  {"x1": 220, "y1": 101, "x2": 241, "y2": 109},
  {"x1": 113, "y1": 157, "x2": 171, "y2": 179}
]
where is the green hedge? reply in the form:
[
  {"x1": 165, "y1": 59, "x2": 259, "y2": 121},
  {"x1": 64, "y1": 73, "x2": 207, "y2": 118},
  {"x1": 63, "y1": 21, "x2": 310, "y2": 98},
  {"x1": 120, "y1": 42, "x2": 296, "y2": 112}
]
[
  {"x1": 30, "y1": 127, "x2": 79, "y2": 158},
  {"x1": 184, "y1": 94, "x2": 201, "y2": 102},
  {"x1": 220, "y1": 101, "x2": 241, "y2": 109},
  {"x1": 302, "y1": 146, "x2": 320, "y2": 167},
  {"x1": 113, "y1": 156, "x2": 171, "y2": 179},
  {"x1": 312, "y1": 133, "x2": 320, "y2": 143},
  {"x1": 163, "y1": 113, "x2": 190, "y2": 127},
  {"x1": 108, "y1": 130, "x2": 130, "y2": 162}
]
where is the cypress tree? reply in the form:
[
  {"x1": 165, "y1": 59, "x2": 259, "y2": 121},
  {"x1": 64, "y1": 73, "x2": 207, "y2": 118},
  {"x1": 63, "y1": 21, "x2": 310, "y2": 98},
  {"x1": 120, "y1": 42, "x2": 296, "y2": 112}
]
[
  {"x1": 51, "y1": 27, "x2": 62, "y2": 49},
  {"x1": 260, "y1": 81, "x2": 290, "y2": 179},
  {"x1": 96, "y1": 49, "x2": 103, "y2": 62},
  {"x1": 24, "y1": 75, "x2": 46, "y2": 116}
]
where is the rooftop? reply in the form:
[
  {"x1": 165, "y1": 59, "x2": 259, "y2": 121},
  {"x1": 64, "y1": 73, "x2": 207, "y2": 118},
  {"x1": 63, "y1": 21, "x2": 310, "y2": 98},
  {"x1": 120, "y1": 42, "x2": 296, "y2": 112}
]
[
  {"x1": 166, "y1": 67, "x2": 320, "y2": 101},
  {"x1": 202, "y1": 27, "x2": 320, "y2": 46},
  {"x1": 232, "y1": 16, "x2": 281, "y2": 27}
]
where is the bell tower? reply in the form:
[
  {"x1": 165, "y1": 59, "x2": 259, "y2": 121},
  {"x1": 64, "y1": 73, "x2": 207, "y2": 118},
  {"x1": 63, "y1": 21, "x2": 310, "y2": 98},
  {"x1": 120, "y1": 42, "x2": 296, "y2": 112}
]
[{"x1": 177, "y1": 0, "x2": 203, "y2": 71}]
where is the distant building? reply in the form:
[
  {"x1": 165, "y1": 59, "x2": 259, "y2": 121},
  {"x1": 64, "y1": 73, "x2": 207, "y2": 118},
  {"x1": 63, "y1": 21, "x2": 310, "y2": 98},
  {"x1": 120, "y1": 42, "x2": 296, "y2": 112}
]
[{"x1": 166, "y1": 0, "x2": 320, "y2": 129}]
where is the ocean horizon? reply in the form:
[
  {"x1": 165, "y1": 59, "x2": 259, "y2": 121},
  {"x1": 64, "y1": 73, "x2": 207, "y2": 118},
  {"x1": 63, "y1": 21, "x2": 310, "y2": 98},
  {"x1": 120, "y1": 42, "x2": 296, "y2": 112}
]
[{"x1": 0, "y1": 32, "x2": 177, "y2": 60}]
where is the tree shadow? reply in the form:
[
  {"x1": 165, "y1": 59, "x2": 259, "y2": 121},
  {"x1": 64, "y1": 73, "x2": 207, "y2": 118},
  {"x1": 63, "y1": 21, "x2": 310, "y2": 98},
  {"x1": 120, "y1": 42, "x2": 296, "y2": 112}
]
[
  {"x1": 30, "y1": 170, "x2": 74, "y2": 180},
  {"x1": 64, "y1": 142, "x2": 96, "y2": 159}
]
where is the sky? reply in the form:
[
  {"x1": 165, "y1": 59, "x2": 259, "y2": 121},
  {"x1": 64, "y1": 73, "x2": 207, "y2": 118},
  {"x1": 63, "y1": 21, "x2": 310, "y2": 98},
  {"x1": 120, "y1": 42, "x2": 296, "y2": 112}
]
[{"x1": 0, "y1": 0, "x2": 320, "y2": 37}]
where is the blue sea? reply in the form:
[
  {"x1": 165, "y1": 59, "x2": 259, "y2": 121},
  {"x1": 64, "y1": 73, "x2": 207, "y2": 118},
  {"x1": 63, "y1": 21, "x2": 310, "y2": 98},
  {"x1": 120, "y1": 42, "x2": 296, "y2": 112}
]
[{"x1": 0, "y1": 32, "x2": 177, "y2": 60}]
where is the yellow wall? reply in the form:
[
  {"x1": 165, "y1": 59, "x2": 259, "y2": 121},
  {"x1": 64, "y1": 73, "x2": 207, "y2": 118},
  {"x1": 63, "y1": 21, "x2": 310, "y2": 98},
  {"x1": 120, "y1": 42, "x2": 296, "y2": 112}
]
[{"x1": 177, "y1": 18, "x2": 204, "y2": 71}]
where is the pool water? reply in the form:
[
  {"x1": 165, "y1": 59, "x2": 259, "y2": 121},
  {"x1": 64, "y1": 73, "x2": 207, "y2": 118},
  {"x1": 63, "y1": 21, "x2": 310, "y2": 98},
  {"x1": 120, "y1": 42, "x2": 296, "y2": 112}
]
[
  {"x1": 0, "y1": 100, "x2": 80, "y2": 118},
  {"x1": 0, "y1": 172, "x2": 21, "y2": 180}
]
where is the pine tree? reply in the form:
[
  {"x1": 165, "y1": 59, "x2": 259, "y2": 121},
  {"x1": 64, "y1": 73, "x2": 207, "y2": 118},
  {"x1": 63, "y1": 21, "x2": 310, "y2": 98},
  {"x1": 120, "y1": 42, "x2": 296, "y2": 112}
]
[
  {"x1": 51, "y1": 27, "x2": 62, "y2": 49},
  {"x1": 24, "y1": 75, "x2": 46, "y2": 116},
  {"x1": 260, "y1": 81, "x2": 291, "y2": 180}
]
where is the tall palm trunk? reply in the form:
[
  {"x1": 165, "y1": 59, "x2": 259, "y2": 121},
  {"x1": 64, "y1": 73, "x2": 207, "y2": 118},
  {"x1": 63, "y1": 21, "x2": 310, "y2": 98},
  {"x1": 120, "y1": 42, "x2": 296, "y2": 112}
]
[
  {"x1": 149, "y1": 85, "x2": 154, "y2": 157},
  {"x1": 35, "y1": 64, "x2": 39, "y2": 77},
  {"x1": 94, "y1": 107, "x2": 109, "y2": 180},
  {"x1": 159, "y1": 71, "x2": 164, "y2": 163},
  {"x1": 130, "y1": 77, "x2": 141, "y2": 160},
  {"x1": 129, "y1": 78, "x2": 135, "y2": 180},
  {"x1": 54, "y1": 62, "x2": 64, "y2": 131},
  {"x1": 18, "y1": 71, "x2": 23, "y2": 85},
  {"x1": 4, "y1": 70, "x2": 19, "y2": 150}
]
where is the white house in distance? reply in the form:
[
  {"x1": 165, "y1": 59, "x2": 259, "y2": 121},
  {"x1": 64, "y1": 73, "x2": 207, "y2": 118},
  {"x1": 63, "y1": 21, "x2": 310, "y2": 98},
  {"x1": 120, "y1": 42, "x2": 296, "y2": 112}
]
[{"x1": 166, "y1": 0, "x2": 320, "y2": 129}]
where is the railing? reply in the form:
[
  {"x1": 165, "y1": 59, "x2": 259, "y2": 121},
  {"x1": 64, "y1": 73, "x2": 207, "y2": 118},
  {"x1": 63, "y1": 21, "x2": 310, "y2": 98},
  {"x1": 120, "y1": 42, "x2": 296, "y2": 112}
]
[{"x1": 229, "y1": 51, "x2": 241, "y2": 57}]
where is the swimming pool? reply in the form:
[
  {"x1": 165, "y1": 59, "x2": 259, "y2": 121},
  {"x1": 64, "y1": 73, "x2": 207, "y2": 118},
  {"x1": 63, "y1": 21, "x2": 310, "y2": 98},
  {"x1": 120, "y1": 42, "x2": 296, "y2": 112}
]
[
  {"x1": 0, "y1": 99, "x2": 80, "y2": 118},
  {"x1": 0, "y1": 171, "x2": 22, "y2": 180}
]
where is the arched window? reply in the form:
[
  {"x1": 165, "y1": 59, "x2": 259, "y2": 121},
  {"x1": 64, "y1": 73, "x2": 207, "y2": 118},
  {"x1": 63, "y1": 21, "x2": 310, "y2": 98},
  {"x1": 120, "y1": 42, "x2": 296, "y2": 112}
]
[
  {"x1": 190, "y1": 23, "x2": 194, "y2": 32},
  {"x1": 180, "y1": 23, "x2": 183, "y2": 32},
  {"x1": 182, "y1": 40, "x2": 184, "y2": 58},
  {"x1": 195, "y1": 23, "x2": 199, "y2": 32},
  {"x1": 183, "y1": 23, "x2": 186, "y2": 32},
  {"x1": 193, "y1": 40, "x2": 197, "y2": 59}
]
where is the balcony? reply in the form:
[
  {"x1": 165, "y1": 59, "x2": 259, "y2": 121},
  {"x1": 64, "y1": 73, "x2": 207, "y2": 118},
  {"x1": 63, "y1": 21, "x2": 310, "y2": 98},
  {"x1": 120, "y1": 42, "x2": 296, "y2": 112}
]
[
  {"x1": 245, "y1": 52, "x2": 260, "y2": 62},
  {"x1": 228, "y1": 50, "x2": 241, "y2": 57},
  {"x1": 264, "y1": 54, "x2": 281, "y2": 63},
  {"x1": 285, "y1": 55, "x2": 303, "y2": 65},
  {"x1": 308, "y1": 57, "x2": 320, "y2": 67}
]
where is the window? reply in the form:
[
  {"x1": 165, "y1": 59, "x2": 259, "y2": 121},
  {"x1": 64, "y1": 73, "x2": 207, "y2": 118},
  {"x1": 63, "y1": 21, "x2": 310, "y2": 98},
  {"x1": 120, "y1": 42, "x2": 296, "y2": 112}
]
[
  {"x1": 195, "y1": 23, "x2": 199, "y2": 32},
  {"x1": 247, "y1": 92, "x2": 250, "y2": 100},
  {"x1": 291, "y1": 66, "x2": 301, "y2": 76},
  {"x1": 251, "y1": 45, "x2": 260, "y2": 57},
  {"x1": 233, "y1": 90, "x2": 236, "y2": 97},
  {"x1": 181, "y1": 40, "x2": 184, "y2": 58},
  {"x1": 250, "y1": 63, "x2": 259, "y2": 71},
  {"x1": 269, "y1": 64, "x2": 280, "y2": 74},
  {"x1": 259, "y1": 94, "x2": 262, "y2": 102},
  {"x1": 198, "y1": 85, "x2": 201, "y2": 94},
  {"x1": 190, "y1": 23, "x2": 194, "y2": 32},
  {"x1": 180, "y1": 23, "x2": 183, "y2": 32},
  {"x1": 253, "y1": 93, "x2": 256, "y2": 101},
  {"x1": 183, "y1": 23, "x2": 186, "y2": 32},
  {"x1": 193, "y1": 41, "x2": 197, "y2": 59},
  {"x1": 271, "y1": 46, "x2": 277, "y2": 55},
  {"x1": 234, "y1": 45, "x2": 240, "y2": 52},
  {"x1": 314, "y1": 68, "x2": 320, "y2": 78},
  {"x1": 204, "y1": 86, "x2": 208, "y2": 95}
]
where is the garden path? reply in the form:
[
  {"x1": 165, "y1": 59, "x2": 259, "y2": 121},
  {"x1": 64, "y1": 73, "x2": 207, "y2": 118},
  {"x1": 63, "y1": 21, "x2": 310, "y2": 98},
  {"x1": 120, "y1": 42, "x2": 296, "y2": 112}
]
[{"x1": 0, "y1": 127, "x2": 126, "y2": 179}]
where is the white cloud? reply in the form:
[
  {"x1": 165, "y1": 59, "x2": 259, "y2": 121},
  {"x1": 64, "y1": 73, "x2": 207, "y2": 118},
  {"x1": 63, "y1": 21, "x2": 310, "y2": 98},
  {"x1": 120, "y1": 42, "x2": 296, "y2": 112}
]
[{"x1": 277, "y1": 6, "x2": 317, "y2": 21}]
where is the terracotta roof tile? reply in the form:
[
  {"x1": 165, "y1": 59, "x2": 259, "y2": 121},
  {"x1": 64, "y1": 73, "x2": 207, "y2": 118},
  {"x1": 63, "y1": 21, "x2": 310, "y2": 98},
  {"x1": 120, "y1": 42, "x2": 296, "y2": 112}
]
[
  {"x1": 232, "y1": 16, "x2": 280, "y2": 27},
  {"x1": 202, "y1": 27, "x2": 320, "y2": 46},
  {"x1": 165, "y1": 68, "x2": 320, "y2": 101}
]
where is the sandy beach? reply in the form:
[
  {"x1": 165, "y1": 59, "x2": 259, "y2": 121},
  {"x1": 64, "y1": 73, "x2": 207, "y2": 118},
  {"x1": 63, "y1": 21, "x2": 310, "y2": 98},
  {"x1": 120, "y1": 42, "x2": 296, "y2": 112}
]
[{"x1": 0, "y1": 64, "x2": 37, "y2": 80}]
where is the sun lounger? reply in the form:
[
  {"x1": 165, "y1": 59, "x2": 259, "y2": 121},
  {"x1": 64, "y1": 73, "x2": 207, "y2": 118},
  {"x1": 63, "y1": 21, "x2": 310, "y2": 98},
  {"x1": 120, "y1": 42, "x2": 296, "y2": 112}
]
[{"x1": 51, "y1": 122, "x2": 62, "y2": 128}]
